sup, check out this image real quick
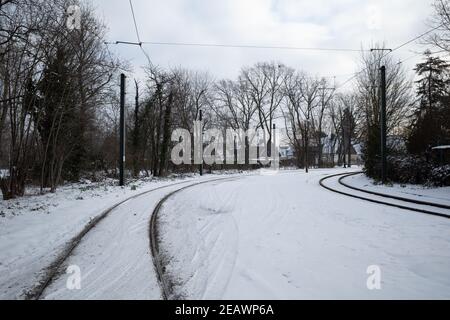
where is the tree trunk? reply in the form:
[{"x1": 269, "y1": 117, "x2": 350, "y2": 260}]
[{"x1": 159, "y1": 92, "x2": 173, "y2": 177}]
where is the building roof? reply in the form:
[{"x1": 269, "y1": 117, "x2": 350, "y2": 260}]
[{"x1": 432, "y1": 145, "x2": 450, "y2": 150}]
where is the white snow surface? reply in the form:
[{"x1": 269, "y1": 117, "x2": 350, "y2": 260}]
[
  {"x1": 342, "y1": 173, "x2": 450, "y2": 206},
  {"x1": 158, "y1": 169, "x2": 450, "y2": 300},
  {"x1": 0, "y1": 174, "x2": 229, "y2": 299},
  {"x1": 432, "y1": 145, "x2": 450, "y2": 150},
  {"x1": 42, "y1": 182, "x2": 204, "y2": 300},
  {"x1": 2, "y1": 169, "x2": 450, "y2": 300}
]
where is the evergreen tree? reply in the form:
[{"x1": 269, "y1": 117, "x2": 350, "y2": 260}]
[{"x1": 408, "y1": 51, "x2": 450, "y2": 155}]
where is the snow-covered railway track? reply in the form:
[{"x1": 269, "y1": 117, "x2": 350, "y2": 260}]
[
  {"x1": 25, "y1": 179, "x2": 207, "y2": 300},
  {"x1": 339, "y1": 172, "x2": 450, "y2": 210},
  {"x1": 149, "y1": 177, "x2": 240, "y2": 300},
  {"x1": 320, "y1": 172, "x2": 450, "y2": 219}
]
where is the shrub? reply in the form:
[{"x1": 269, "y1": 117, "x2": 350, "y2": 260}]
[
  {"x1": 428, "y1": 165, "x2": 450, "y2": 187},
  {"x1": 385, "y1": 156, "x2": 450, "y2": 186}
]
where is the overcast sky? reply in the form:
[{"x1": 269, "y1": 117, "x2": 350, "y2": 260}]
[{"x1": 91, "y1": 0, "x2": 436, "y2": 86}]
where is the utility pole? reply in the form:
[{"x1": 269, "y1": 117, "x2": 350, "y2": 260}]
[
  {"x1": 347, "y1": 111, "x2": 352, "y2": 168},
  {"x1": 370, "y1": 48, "x2": 391, "y2": 183},
  {"x1": 380, "y1": 66, "x2": 387, "y2": 184},
  {"x1": 199, "y1": 110, "x2": 203, "y2": 176},
  {"x1": 132, "y1": 79, "x2": 140, "y2": 178},
  {"x1": 119, "y1": 74, "x2": 126, "y2": 186},
  {"x1": 318, "y1": 85, "x2": 335, "y2": 168},
  {"x1": 428, "y1": 59, "x2": 433, "y2": 112},
  {"x1": 272, "y1": 124, "x2": 278, "y2": 170},
  {"x1": 305, "y1": 120, "x2": 309, "y2": 173},
  {"x1": 342, "y1": 108, "x2": 353, "y2": 168},
  {"x1": 342, "y1": 119, "x2": 347, "y2": 168}
]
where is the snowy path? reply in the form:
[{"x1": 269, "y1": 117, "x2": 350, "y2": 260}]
[
  {"x1": 158, "y1": 170, "x2": 450, "y2": 300},
  {"x1": 342, "y1": 173, "x2": 450, "y2": 207},
  {"x1": 41, "y1": 177, "x2": 237, "y2": 300},
  {"x1": 0, "y1": 174, "x2": 240, "y2": 300},
  {"x1": 0, "y1": 178, "x2": 200, "y2": 300},
  {"x1": 321, "y1": 173, "x2": 450, "y2": 217}
]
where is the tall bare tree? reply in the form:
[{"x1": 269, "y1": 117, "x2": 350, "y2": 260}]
[
  {"x1": 356, "y1": 44, "x2": 414, "y2": 177},
  {"x1": 427, "y1": 0, "x2": 450, "y2": 53},
  {"x1": 242, "y1": 62, "x2": 286, "y2": 157},
  {"x1": 283, "y1": 69, "x2": 321, "y2": 172}
]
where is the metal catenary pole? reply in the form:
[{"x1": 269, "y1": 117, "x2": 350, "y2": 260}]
[
  {"x1": 120, "y1": 74, "x2": 126, "y2": 186},
  {"x1": 380, "y1": 66, "x2": 387, "y2": 184},
  {"x1": 199, "y1": 110, "x2": 203, "y2": 176}
]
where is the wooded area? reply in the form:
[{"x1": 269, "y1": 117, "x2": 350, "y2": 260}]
[{"x1": 1, "y1": 0, "x2": 449, "y2": 200}]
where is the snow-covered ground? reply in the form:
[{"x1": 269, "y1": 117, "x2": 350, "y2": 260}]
[
  {"x1": 158, "y1": 169, "x2": 450, "y2": 299},
  {"x1": 2, "y1": 168, "x2": 449, "y2": 300},
  {"x1": 0, "y1": 169, "x2": 7, "y2": 179},
  {"x1": 0, "y1": 174, "x2": 224, "y2": 299},
  {"x1": 342, "y1": 174, "x2": 450, "y2": 206},
  {"x1": 42, "y1": 181, "x2": 218, "y2": 300}
]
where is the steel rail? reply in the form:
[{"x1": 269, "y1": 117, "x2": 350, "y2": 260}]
[{"x1": 320, "y1": 172, "x2": 450, "y2": 219}]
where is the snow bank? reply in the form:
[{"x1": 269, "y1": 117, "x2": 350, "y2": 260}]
[
  {"x1": 0, "y1": 176, "x2": 200, "y2": 299},
  {"x1": 159, "y1": 169, "x2": 450, "y2": 299},
  {"x1": 343, "y1": 174, "x2": 450, "y2": 206}
]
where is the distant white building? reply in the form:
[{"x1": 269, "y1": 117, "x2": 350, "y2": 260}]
[
  {"x1": 321, "y1": 135, "x2": 362, "y2": 166},
  {"x1": 432, "y1": 145, "x2": 450, "y2": 150},
  {"x1": 279, "y1": 146, "x2": 294, "y2": 160}
]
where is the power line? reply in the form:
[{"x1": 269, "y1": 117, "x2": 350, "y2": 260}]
[
  {"x1": 107, "y1": 39, "x2": 372, "y2": 53},
  {"x1": 391, "y1": 24, "x2": 444, "y2": 52},
  {"x1": 139, "y1": 41, "x2": 369, "y2": 53},
  {"x1": 129, "y1": 0, "x2": 141, "y2": 44},
  {"x1": 108, "y1": 7, "x2": 444, "y2": 88},
  {"x1": 127, "y1": 0, "x2": 153, "y2": 68},
  {"x1": 397, "y1": 52, "x2": 423, "y2": 65},
  {"x1": 335, "y1": 24, "x2": 445, "y2": 91}
]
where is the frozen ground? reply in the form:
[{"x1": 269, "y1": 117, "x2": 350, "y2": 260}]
[
  {"x1": 42, "y1": 181, "x2": 217, "y2": 300},
  {"x1": 0, "y1": 174, "x2": 219, "y2": 299},
  {"x1": 342, "y1": 173, "x2": 450, "y2": 206},
  {"x1": 158, "y1": 169, "x2": 450, "y2": 300},
  {"x1": 1, "y1": 168, "x2": 449, "y2": 300}
]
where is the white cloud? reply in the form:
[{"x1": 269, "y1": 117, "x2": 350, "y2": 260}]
[{"x1": 91, "y1": 0, "x2": 435, "y2": 85}]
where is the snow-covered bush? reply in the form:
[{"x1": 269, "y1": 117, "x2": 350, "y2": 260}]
[
  {"x1": 0, "y1": 169, "x2": 9, "y2": 179},
  {"x1": 386, "y1": 156, "x2": 450, "y2": 186},
  {"x1": 428, "y1": 165, "x2": 450, "y2": 187}
]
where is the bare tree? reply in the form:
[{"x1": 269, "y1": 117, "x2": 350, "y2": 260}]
[
  {"x1": 314, "y1": 78, "x2": 335, "y2": 167},
  {"x1": 213, "y1": 76, "x2": 258, "y2": 165},
  {"x1": 426, "y1": 0, "x2": 450, "y2": 53},
  {"x1": 356, "y1": 44, "x2": 414, "y2": 177},
  {"x1": 242, "y1": 62, "x2": 286, "y2": 157},
  {"x1": 0, "y1": 0, "x2": 56, "y2": 198},
  {"x1": 0, "y1": 0, "x2": 121, "y2": 198},
  {"x1": 283, "y1": 69, "x2": 321, "y2": 172}
]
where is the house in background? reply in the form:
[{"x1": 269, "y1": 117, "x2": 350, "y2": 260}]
[
  {"x1": 321, "y1": 135, "x2": 362, "y2": 167},
  {"x1": 279, "y1": 146, "x2": 294, "y2": 161},
  {"x1": 432, "y1": 145, "x2": 450, "y2": 165}
]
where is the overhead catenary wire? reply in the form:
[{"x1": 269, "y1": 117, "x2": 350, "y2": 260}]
[
  {"x1": 107, "y1": 3, "x2": 445, "y2": 90},
  {"x1": 106, "y1": 39, "x2": 374, "y2": 53},
  {"x1": 127, "y1": 0, "x2": 154, "y2": 68},
  {"x1": 335, "y1": 24, "x2": 446, "y2": 91},
  {"x1": 391, "y1": 24, "x2": 444, "y2": 52},
  {"x1": 110, "y1": 2, "x2": 371, "y2": 55},
  {"x1": 129, "y1": 0, "x2": 141, "y2": 44},
  {"x1": 140, "y1": 41, "x2": 370, "y2": 52}
]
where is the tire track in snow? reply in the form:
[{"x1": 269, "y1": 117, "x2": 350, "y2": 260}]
[
  {"x1": 25, "y1": 178, "x2": 208, "y2": 300},
  {"x1": 149, "y1": 177, "x2": 243, "y2": 300}
]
